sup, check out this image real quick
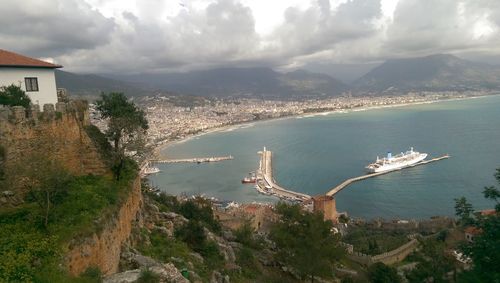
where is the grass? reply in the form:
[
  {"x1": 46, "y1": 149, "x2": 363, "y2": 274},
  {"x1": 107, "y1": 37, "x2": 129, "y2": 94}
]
[
  {"x1": 343, "y1": 227, "x2": 410, "y2": 255},
  {"x1": 0, "y1": 171, "x2": 136, "y2": 282}
]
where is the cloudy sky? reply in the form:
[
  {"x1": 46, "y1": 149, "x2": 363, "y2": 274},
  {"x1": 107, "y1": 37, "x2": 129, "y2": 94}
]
[{"x1": 1, "y1": 0, "x2": 499, "y2": 75}]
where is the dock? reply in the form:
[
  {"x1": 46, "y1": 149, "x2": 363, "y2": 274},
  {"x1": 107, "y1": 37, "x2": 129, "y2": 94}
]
[
  {"x1": 151, "y1": 155, "x2": 233, "y2": 164},
  {"x1": 326, "y1": 155, "x2": 450, "y2": 196},
  {"x1": 253, "y1": 147, "x2": 450, "y2": 202},
  {"x1": 255, "y1": 147, "x2": 312, "y2": 202}
]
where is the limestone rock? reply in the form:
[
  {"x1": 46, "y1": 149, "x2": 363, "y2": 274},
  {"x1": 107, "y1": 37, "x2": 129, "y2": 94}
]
[
  {"x1": 2, "y1": 191, "x2": 14, "y2": 197},
  {"x1": 150, "y1": 263, "x2": 189, "y2": 283},
  {"x1": 103, "y1": 269, "x2": 141, "y2": 283},
  {"x1": 121, "y1": 251, "x2": 160, "y2": 269}
]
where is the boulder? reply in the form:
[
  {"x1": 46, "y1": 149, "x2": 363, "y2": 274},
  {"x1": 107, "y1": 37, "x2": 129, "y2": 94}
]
[
  {"x1": 150, "y1": 263, "x2": 189, "y2": 283},
  {"x1": 103, "y1": 269, "x2": 141, "y2": 283}
]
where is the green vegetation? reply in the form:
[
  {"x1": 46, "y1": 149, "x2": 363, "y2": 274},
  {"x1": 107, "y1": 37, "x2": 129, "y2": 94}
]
[
  {"x1": 0, "y1": 165, "x2": 137, "y2": 282},
  {"x1": 368, "y1": 262, "x2": 401, "y2": 283},
  {"x1": 0, "y1": 84, "x2": 31, "y2": 108},
  {"x1": 96, "y1": 92, "x2": 148, "y2": 180},
  {"x1": 343, "y1": 226, "x2": 409, "y2": 255},
  {"x1": 138, "y1": 191, "x2": 225, "y2": 280},
  {"x1": 455, "y1": 168, "x2": 500, "y2": 283},
  {"x1": 137, "y1": 268, "x2": 160, "y2": 283},
  {"x1": 454, "y1": 197, "x2": 474, "y2": 226},
  {"x1": 404, "y1": 238, "x2": 455, "y2": 282},
  {"x1": 269, "y1": 202, "x2": 344, "y2": 282}
]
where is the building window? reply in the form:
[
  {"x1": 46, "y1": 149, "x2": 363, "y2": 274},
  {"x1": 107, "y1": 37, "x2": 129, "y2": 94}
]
[{"x1": 25, "y1": 77, "x2": 39, "y2": 92}]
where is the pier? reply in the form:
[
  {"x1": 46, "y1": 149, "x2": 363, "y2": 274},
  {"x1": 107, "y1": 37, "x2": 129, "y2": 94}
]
[
  {"x1": 326, "y1": 155, "x2": 450, "y2": 196},
  {"x1": 151, "y1": 155, "x2": 233, "y2": 164},
  {"x1": 253, "y1": 147, "x2": 450, "y2": 202},
  {"x1": 256, "y1": 147, "x2": 312, "y2": 202}
]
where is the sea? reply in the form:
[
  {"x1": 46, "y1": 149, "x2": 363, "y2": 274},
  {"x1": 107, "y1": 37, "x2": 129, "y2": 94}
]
[{"x1": 149, "y1": 95, "x2": 500, "y2": 220}]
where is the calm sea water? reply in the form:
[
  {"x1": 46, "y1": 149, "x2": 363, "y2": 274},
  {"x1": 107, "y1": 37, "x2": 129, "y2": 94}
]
[{"x1": 149, "y1": 95, "x2": 500, "y2": 219}]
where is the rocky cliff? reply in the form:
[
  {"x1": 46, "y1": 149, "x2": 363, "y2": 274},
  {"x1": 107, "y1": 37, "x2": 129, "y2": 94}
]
[
  {"x1": 66, "y1": 176, "x2": 143, "y2": 276},
  {"x1": 0, "y1": 103, "x2": 109, "y2": 177}
]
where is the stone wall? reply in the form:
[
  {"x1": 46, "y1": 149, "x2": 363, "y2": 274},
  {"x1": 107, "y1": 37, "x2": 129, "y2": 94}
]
[
  {"x1": 345, "y1": 237, "x2": 419, "y2": 266},
  {"x1": 65, "y1": 176, "x2": 143, "y2": 276},
  {"x1": 0, "y1": 101, "x2": 110, "y2": 204}
]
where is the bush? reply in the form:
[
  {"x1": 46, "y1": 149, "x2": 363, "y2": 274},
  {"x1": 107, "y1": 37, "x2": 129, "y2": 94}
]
[
  {"x1": 234, "y1": 221, "x2": 258, "y2": 248},
  {"x1": 0, "y1": 174, "x2": 132, "y2": 282},
  {"x1": 178, "y1": 198, "x2": 221, "y2": 233},
  {"x1": 368, "y1": 262, "x2": 401, "y2": 283},
  {"x1": 0, "y1": 84, "x2": 31, "y2": 108},
  {"x1": 138, "y1": 268, "x2": 160, "y2": 283}
]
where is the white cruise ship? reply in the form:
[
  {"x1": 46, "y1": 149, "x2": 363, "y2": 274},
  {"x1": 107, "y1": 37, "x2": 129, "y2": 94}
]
[
  {"x1": 142, "y1": 165, "x2": 161, "y2": 175},
  {"x1": 366, "y1": 147, "x2": 428, "y2": 173}
]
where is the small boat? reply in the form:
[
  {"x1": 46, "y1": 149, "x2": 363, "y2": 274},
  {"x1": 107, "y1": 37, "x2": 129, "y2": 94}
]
[{"x1": 241, "y1": 172, "x2": 257, "y2": 184}]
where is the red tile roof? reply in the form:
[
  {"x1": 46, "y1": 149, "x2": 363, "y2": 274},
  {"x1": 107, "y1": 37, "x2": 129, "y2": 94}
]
[
  {"x1": 480, "y1": 209, "x2": 497, "y2": 216},
  {"x1": 464, "y1": 226, "x2": 482, "y2": 235},
  {"x1": 0, "y1": 49, "x2": 62, "y2": 68}
]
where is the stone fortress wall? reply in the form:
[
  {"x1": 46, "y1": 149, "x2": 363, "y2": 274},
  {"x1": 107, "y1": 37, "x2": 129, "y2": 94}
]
[{"x1": 0, "y1": 92, "x2": 110, "y2": 206}]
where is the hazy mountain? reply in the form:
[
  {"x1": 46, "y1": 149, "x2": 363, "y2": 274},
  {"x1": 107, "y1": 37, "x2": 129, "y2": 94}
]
[
  {"x1": 354, "y1": 54, "x2": 500, "y2": 93},
  {"x1": 55, "y1": 70, "x2": 152, "y2": 99},
  {"x1": 303, "y1": 62, "x2": 381, "y2": 83},
  {"x1": 111, "y1": 67, "x2": 348, "y2": 98}
]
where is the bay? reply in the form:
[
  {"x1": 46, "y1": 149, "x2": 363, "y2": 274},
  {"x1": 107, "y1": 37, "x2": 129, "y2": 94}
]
[{"x1": 149, "y1": 95, "x2": 500, "y2": 219}]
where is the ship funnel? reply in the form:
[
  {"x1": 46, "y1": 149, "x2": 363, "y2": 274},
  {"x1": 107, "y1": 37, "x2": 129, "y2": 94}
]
[{"x1": 387, "y1": 152, "x2": 392, "y2": 159}]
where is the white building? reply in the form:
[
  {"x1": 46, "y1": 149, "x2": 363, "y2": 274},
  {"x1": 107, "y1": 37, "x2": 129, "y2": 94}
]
[{"x1": 0, "y1": 49, "x2": 62, "y2": 107}]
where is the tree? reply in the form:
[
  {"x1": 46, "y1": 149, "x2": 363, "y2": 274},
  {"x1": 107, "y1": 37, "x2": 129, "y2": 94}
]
[
  {"x1": 96, "y1": 92, "x2": 148, "y2": 180},
  {"x1": 269, "y1": 202, "x2": 344, "y2": 282},
  {"x1": 456, "y1": 169, "x2": 500, "y2": 283},
  {"x1": 0, "y1": 84, "x2": 31, "y2": 107},
  {"x1": 454, "y1": 197, "x2": 474, "y2": 226},
  {"x1": 23, "y1": 155, "x2": 73, "y2": 227},
  {"x1": 368, "y1": 262, "x2": 401, "y2": 283}
]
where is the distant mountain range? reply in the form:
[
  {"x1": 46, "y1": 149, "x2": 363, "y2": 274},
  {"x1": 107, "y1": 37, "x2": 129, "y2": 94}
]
[
  {"x1": 55, "y1": 54, "x2": 500, "y2": 99},
  {"x1": 354, "y1": 54, "x2": 500, "y2": 93},
  {"x1": 55, "y1": 70, "x2": 151, "y2": 99},
  {"x1": 107, "y1": 67, "x2": 349, "y2": 98}
]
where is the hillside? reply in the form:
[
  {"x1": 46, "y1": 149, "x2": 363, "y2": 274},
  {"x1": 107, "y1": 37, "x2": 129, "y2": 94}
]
[
  {"x1": 112, "y1": 67, "x2": 349, "y2": 98},
  {"x1": 354, "y1": 54, "x2": 500, "y2": 93},
  {"x1": 55, "y1": 70, "x2": 152, "y2": 99}
]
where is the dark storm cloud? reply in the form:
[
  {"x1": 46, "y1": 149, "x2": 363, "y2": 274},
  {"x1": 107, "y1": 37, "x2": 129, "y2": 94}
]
[
  {"x1": 267, "y1": 0, "x2": 381, "y2": 59},
  {"x1": 2, "y1": 0, "x2": 499, "y2": 73},
  {"x1": 0, "y1": 0, "x2": 115, "y2": 57},
  {"x1": 383, "y1": 0, "x2": 500, "y2": 59}
]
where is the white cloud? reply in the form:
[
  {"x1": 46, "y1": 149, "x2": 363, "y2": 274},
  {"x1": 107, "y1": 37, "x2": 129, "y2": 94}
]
[{"x1": 1, "y1": 0, "x2": 499, "y2": 73}]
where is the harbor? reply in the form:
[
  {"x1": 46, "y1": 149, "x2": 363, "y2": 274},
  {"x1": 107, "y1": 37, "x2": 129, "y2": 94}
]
[
  {"x1": 326, "y1": 155, "x2": 450, "y2": 196},
  {"x1": 255, "y1": 147, "x2": 312, "y2": 202},
  {"x1": 253, "y1": 147, "x2": 450, "y2": 202}
]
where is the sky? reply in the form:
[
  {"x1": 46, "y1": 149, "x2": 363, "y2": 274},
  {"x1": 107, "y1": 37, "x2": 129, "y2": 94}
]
[{"x1": 1, "y1": 0, "x2": 499, "y2": 75}]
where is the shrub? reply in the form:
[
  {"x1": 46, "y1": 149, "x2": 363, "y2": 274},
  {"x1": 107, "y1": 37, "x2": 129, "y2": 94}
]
[
  {"x1": 138, "y1": 268, "x2": 160, "y2": 283},
  {"x1": 178, "y1": 198, "x2": 221, "y2": 233},
  {"x1": 0, "y1": 84, "x2": 31, "y2": 108}
]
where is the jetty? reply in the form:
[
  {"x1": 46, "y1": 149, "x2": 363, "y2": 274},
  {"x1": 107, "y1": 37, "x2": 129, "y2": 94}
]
[
  {"x1": 326, "y1": 155, "x2": 450, "y2": 196},
  {"x1": 151, "y1": 155, "x2": 233, "y2": 164},
  {"x1": 253, "y1": 147, "x2": 450, "y2": 202},
  {"x1": 255, "y1": 147, "x2": 312, "y2": 202}
]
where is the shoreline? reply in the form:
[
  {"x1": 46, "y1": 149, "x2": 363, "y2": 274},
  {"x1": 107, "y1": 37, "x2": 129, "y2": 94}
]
[{"x1": 150, "y1": 93, "x2": 496, "y2": 160}]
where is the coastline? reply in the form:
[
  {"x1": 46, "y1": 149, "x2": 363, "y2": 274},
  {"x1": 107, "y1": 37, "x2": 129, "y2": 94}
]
[{"x1": 150, "y1": 93, "x2": 497, "y2": 160}]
